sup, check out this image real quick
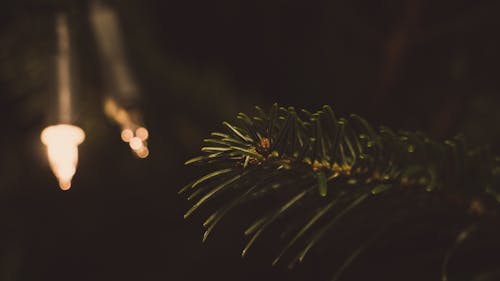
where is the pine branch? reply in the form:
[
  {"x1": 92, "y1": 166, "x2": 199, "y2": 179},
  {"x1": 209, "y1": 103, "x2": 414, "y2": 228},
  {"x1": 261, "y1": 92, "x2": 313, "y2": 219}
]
[{"x1": 181, "y1": 104, "x2": 500, "y2": 280}]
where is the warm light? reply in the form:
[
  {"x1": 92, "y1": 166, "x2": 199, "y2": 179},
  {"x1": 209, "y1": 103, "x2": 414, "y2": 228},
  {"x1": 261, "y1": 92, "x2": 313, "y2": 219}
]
[
  {"x1": 121, "y1": 129, "x2": 133, "y2": 142},
  {"x1": 41, "y1": 124, "x2": 85, "y2": 190},
  {"x1": 128, "y1": 136, "x2": 149, "y2": 158},
  {"x1": 136, "y1": 146, "x2": 149, "y2": 159},
  {"x1": 135, "y1": 127, "x2": 149, "y2": 141},
  {"x1": 103, "y1": 97, "x2": 150, "y2": 158},
  {"x1": 129, "y1": 137, "x2": 143, "y2": 150}
]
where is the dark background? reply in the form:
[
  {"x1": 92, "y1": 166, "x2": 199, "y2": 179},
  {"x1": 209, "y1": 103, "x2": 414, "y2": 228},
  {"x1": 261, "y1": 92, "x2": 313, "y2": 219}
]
[{"x1": 1, "y1": 0, "x2": 500, "y2": 280}]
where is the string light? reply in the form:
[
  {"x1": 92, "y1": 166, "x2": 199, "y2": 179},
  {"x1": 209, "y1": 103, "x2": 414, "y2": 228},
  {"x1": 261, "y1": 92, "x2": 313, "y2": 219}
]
[
  {"x1": 39, "y1": 4, "x2": 150, "y2": 190},
  {"x1": 90, "y1": 1, "x2": 150, "y2": 158},
  {"x1": 104, "y1": 97, "x2": 150, "y2": 158},
  {"x1": 41, "y1": 124, "x2": 85, "y2": 190},
  {"x1": 41, "y1": 13, "x2": 86, "y2": 190}
]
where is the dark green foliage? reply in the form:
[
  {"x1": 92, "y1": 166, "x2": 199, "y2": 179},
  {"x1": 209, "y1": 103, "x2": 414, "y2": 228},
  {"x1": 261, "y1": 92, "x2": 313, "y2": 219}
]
[{"x1": 181, "y1": 104, "x2": 500, "y2": 280}]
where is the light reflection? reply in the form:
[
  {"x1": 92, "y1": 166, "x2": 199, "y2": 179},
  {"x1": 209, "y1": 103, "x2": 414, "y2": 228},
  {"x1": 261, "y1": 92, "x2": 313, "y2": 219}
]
[
  {"x1": 41, "y1": 124, "x2": 85, "y2": 190},
  {"x1": 56, "y1": 14, "x2": 72, "y2": 124},
  {"x1": 90, "y1": 0, "x2": 139, "y2": 100}
]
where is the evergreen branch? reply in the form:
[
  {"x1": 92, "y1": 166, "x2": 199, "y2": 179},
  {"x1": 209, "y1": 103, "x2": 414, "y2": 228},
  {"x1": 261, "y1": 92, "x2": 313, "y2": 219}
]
[{"x1": 181, "y1": 104, "x2": 500, "y2": 280}]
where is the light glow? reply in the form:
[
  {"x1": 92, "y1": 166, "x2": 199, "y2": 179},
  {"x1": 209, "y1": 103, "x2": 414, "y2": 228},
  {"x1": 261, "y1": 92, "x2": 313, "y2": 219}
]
[
  {"x1": 136, "y1": 146, "x2": 149, "y2": 159},
  {"x1": 121, "y1": 128, "x2": 133, "y2": 142},
  {"x1": 129, "y1": 137, "x2": 143, "y2": 150},
  {"x1": 135, "y1": 127, "x2": 149, "y2": 141},
  {"x1": 41, "y1": 124, "x2": 85, "y2": 190},
  {"x1": 104, "y1": 97, "x2": 150, "y2": 158},
  {"x1": 90, "y1": 0, "x2": 139, "y2": 100},
  {"x1": 56, "y1": 14, "x2": 72, "y2": 124}
]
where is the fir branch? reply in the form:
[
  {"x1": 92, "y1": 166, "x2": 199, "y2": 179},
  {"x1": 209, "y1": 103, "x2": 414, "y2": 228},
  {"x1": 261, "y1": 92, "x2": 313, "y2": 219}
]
[{"x1": 181, "y1": 104, "x2": 500, "y2": 280}]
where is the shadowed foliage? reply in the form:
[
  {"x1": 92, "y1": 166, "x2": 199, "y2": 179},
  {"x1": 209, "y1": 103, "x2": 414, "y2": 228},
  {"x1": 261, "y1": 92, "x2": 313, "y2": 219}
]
[{"x1": 182, "y1": 104, "x2": 500, "y2": 280}]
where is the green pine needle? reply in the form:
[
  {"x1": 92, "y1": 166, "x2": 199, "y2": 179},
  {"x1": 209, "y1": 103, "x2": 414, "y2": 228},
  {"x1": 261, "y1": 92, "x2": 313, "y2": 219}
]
[{"x1": 180, "y1": 104, "x2": 500, "y2": 280}]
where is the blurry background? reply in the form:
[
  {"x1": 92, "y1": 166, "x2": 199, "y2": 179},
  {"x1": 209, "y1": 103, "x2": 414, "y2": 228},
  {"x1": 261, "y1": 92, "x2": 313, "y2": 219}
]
[{"x1": 1, "y1": 0, "x2": 499, "y2": 280}]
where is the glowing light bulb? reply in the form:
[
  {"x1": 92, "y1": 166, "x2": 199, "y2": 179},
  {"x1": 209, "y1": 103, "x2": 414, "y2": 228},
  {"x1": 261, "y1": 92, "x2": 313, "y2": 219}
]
[{"x1": 41, "y1": 124, "x2": 85, "y2": 190}]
